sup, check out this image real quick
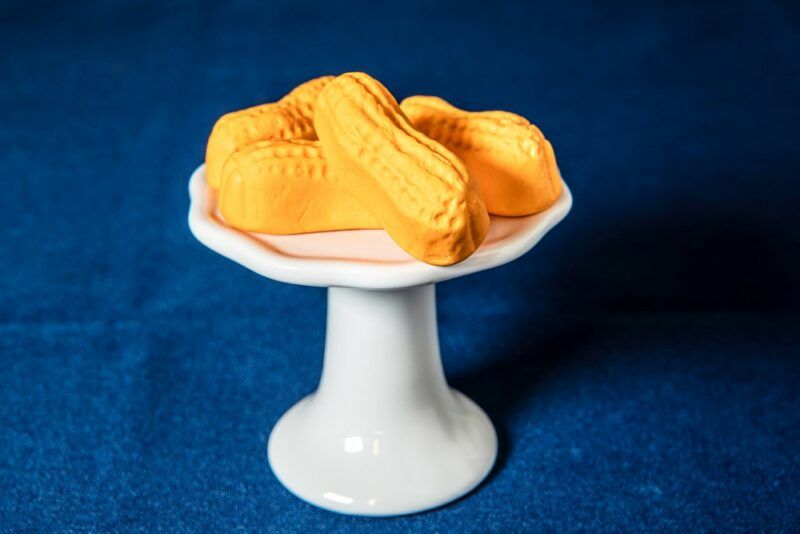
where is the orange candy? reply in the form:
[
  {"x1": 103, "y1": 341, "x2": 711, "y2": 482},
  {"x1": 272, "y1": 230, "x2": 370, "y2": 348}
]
[
  {"x1": 401, "y1": 95, "x2": 562, "y2": 216},
  {"x1": 205, "y1": 75, "x2": 333, "y2": 189},
  {"x1": 314, "y1": 73, "x2": 489, "y2": 266},
  {"x1": 208, "y1": 73, "x2": 563, "y2": 265},
  {"x1": 218, "y1": 140, "x2": 378, "y2": 234}
]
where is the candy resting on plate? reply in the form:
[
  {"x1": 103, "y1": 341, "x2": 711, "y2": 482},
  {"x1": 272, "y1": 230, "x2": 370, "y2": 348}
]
[
  {"x1": 207, "y1": 73, "x2": 562, "y2": 265},
  {"x1": 314, "y1": 73, "x2": 489, "y2": 266},
  {"x1": 205, "y1": 75, "x2": 333, "y2": 189},
  {"x1": 400, "y1": 95, "x2": 563, "y2": 216},
  {"x1": 219, "y1": 139, "x2": 379, "y2": 234}
]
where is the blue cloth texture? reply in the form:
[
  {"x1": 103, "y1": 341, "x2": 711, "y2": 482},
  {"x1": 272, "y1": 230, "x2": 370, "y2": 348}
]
[{"x1": 1, "y1": 0, "x2": 799, "y2": 531}]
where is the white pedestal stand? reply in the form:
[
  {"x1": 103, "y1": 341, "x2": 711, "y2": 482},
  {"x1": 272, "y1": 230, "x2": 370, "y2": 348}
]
[{"x1": 188, "y1": 165, "x2": 571, "y2": 515}]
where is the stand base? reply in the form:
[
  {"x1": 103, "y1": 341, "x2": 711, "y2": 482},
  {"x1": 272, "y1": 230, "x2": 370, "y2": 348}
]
[{"x1": 268, "y1": 388, "x2": 497, "y2": 516}]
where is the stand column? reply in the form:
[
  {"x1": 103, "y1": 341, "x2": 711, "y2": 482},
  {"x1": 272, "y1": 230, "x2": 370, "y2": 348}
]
[
  {"x1": 315, "y1": 284, "x2": 452, "y2": 415},
  {"x1": 268, "y1": 284, "x2": 497, "y2": 516}
]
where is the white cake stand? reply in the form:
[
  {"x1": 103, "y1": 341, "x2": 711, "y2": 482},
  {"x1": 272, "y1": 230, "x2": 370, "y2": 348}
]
[{"x1": 188, "y1": 164, "x2": 572, "y2": 516}]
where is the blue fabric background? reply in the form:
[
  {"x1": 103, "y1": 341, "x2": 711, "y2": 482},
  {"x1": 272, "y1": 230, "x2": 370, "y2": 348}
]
[{"x1": 2, "y1": 0, "x2": 799, "y2": 531}]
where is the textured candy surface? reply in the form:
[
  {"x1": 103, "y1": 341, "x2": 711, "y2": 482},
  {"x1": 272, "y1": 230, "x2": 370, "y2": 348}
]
[
  {"x1": 218, "y1": 140, "x2": 379, "y2": 234},
  {"x1": 209, "y1": 75, "x2": 561, "y2": 263},
  {"x1": 204, "y1": 75, "x2": 333, "y2": 189},
  {"x1": 401, "y1": 95, "x2": 563, "y2": 216},
  {"x1": 314, "y1": 73, "x2": 489, "y2": 266}
]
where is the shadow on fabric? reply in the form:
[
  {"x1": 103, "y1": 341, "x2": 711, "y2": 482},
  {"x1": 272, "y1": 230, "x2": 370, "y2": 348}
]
[{"x1": 450, "y1": 202, "x2": 799, "y2": 485}]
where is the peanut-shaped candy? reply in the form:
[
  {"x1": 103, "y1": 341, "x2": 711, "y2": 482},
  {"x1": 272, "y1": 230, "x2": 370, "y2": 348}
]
[
  {"x1": 219, "y1": 140, "x2": 379, "y2": 234},
  {"x1": 205, "y1": 75, "x2": 333, "y2": 189},
  {"x1": 401, "y1": 95, "x2": 563, "y2": 216},
  {"x1": 314, "y1": 73, "x2": 489, "y2": 266}
]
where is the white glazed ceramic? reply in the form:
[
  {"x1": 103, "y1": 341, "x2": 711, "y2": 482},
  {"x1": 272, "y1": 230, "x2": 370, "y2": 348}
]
[{"x1": 188, "y1": 164, "x2": 572, "y2": 515}]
